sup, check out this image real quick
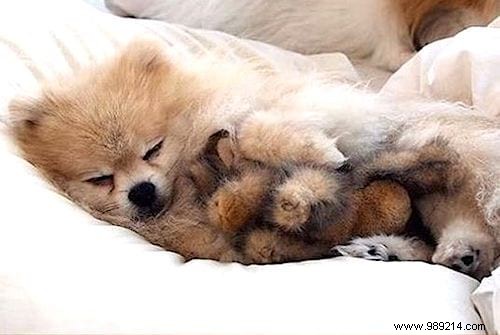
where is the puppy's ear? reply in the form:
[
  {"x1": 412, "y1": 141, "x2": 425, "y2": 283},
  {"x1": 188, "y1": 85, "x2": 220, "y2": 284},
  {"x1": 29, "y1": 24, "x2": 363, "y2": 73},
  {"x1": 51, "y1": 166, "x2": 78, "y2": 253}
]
[
  {"x1": 8, "y1": 95, "x2": 52, "y2": 141},
  {"x1": 116, "y1": 39, "x2": 171, "y2": 77}
]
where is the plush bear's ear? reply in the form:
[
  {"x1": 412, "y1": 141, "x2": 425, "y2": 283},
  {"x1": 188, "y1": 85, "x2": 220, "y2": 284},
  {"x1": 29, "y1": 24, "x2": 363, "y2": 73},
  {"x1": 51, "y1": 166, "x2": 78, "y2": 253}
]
[
  {"x1": 203, "y1": 129, "x2": 239, "y2": 169},
  {"x1": 216, "y1": 136, "x2": 236, "y2": 168}
]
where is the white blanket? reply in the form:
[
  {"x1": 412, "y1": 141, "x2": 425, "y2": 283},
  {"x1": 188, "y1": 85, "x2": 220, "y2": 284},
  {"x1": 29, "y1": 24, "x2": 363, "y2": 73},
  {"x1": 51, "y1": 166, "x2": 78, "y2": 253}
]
[
  {"x1": 0, "y1": 0, "x2": 495, "y2": 334},
  {"x1": 382, "y1": 19, "x2": 500, "y2": 119},
  {"x1": 381, "y1": 19, "x2": 500, "y2": 334},
  {"x1": 473, "y1": 268, "x2": 500, "y2": 335}
]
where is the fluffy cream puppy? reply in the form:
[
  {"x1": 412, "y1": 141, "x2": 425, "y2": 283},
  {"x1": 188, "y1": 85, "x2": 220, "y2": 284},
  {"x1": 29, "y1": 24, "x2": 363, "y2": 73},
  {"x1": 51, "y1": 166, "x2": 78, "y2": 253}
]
[
  {"x1": 124, "y1": 0, "x2": 499, "y2": 70},
  {"x1": 9, "y1": 40, "x2": 500, "y2": 278}
]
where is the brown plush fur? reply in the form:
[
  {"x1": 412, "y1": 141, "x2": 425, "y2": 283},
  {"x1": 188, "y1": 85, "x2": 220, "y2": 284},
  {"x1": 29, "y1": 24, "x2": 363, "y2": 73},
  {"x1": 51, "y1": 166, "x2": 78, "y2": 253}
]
[
  {"x1": 189, "y1": 131, "x2": 458, "y2": 263},
  {"x1": 187, "y1": 131, "x2": 478, "y2": 265}
]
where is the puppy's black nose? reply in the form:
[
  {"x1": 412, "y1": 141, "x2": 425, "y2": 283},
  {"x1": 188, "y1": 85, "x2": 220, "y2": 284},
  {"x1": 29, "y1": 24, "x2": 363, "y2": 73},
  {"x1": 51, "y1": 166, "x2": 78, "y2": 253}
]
[{"x1": 128, "y1": 182, "x2": 157, "y2": 208}]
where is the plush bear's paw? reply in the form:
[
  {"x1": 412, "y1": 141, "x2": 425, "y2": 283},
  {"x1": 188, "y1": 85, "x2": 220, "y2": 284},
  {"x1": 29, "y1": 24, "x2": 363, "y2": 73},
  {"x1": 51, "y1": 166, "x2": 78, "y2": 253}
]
[
  {"x1": 207, "y1": 170, "x2": 271, "y2": 234},
  {"x1": 207, "y1": 189, "x2": 254, "y2": 234},
  {"x1": 271, "y1": 167, "x2": 342, "y2": 232},
  {"x1": 272, "y1": 189, "x2": 312, "y2": 232},
  {"x1": 243, "y1": 229, "x2": 281, "y2": 264}
]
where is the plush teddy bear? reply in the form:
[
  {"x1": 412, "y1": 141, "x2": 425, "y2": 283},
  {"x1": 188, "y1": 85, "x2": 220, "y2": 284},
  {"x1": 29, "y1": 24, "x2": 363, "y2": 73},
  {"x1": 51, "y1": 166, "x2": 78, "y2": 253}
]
[
  {"x1": 190, "y1": 129, "x2": 466, "y2": 264},
  {"x1": 187, "y1": 130, "x2": 415, "y2": 263}
]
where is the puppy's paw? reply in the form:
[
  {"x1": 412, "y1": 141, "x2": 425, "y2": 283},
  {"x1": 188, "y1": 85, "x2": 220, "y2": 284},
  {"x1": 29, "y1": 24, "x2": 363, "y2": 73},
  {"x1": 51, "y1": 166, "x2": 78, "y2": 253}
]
[
  {"x1": 432, "y1": 240, "x2": 492, "y2": 279},
  {"x1": 272, "y1": 188, "x2": 312, "y2": 232},
  {"x1": 332, "y1": 242, "x2": 393, "y2": 261},
  {"x1": 238, "y1": 113, "x2": 347, "y2": 167},
  {"x1": 331, "y1": 235, "x2": 433, "y2": 262},
  {"x1": 317, "y1": 137, "x2": 348, "y2": 168}
]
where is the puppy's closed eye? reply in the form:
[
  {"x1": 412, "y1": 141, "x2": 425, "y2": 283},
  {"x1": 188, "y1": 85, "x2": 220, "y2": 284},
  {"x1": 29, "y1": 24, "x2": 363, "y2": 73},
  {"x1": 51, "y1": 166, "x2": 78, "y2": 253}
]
[
  {"x1": 85, "y1": 175, "x2": 114, "y2": 187},
  {"x1": 143, "y1": 139, "x2": 164, "y2": 161}
]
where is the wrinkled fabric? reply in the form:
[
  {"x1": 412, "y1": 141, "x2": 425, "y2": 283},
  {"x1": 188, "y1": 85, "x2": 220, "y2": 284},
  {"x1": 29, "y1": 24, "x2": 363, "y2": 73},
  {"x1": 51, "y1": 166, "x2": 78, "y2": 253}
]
[{"x1": 382, "y1": 20, "x2": 500, "y2": 119}]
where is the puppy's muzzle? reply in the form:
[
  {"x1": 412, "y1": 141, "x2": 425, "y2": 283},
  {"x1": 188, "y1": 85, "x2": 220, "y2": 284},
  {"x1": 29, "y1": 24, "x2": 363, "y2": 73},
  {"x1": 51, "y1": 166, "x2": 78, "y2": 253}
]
[
  {"x1": 129, "y1": 181, "x2": 157, "y2": 207},
  {"x1": 128, "y1": 181, "x2": 166, "y2": 219}
]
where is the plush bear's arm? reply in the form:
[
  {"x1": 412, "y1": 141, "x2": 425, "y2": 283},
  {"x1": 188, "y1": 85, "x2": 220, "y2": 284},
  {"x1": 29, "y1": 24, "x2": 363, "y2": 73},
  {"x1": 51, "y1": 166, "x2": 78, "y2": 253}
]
[{"x1": 206, "y1": 168, "x2": 274, "y2": 234}]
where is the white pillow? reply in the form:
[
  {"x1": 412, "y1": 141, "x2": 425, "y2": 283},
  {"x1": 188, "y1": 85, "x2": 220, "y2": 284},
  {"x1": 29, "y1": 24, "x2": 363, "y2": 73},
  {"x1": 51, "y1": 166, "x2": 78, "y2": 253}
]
[{"x1": 0, "y1": 0, "x2": 486, "y2": 334}]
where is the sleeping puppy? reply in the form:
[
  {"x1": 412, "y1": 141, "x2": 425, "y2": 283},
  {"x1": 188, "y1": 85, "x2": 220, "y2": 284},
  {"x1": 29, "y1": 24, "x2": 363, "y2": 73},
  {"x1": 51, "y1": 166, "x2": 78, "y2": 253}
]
[
  {"x1": 9, "y1": 39, "x2": 500, "y2": 278},
  {"x1": 7, "y1": 40, "x2": 347, "y2": 263},
  {"x1": 129, "y1": 0, "x2": 499, "y2": 70},
  {"x1": 8, "y1": 39, "x2": 349, "y2": 226}
]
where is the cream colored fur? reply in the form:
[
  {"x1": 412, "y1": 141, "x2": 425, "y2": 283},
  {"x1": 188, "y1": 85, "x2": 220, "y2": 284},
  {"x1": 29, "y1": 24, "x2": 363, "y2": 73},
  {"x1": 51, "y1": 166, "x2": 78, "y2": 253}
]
[{"x1": 136, "y1": 0, "x2": 498, "y2": 70}]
